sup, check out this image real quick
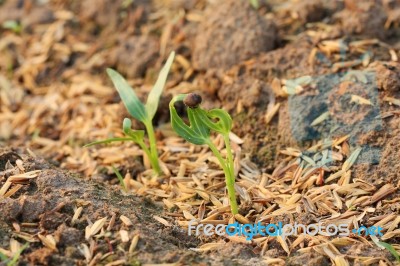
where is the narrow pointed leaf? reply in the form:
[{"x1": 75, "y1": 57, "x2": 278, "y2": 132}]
[
  {"x1": 106, "y1": 68, "x2": 147, "y2": 122},
  {"x1": 9, "y1": 243, "x2": 28, "y2": 265},
  {"x1": 378, "y1": 242, "x2": 400, "y2": 262},
  {"x1": 146, "y1": 51, "x2": 175, "y2": 120},
  {"x1": 84, "y1": 137, "x2": 133, "y2": 147},
  {"x1": 112, "y1": 166, "x2": 127, "y2": 192},
  {"x1": 0, "y1": 251, "x2": 8, "y2": 261}
]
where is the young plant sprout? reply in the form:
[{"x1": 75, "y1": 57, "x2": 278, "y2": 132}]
[
  {"x1": 85, "y1": 52, "x2": 175, "y2": 175},
  {"x1": 249, "y1": 0, "x2": 260, "y2": 9},
  {"x1": 378, "y1": 242, "x2": 400, "y2": 262},
  {"x1": 169, "y1": 93, "x2": 239, "y2": 214}
]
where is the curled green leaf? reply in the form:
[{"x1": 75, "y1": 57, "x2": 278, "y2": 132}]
[
  {"x1": 169, "y1": 95, "x2": 209, "y2": 145},
  {"x1": 123, "y1": 118, "x2": 145, "y2": 142},
  {"x1": 169, "y1": 93, "x2": 239, "y2": 214},
  {"x1": 187, "y1": 108, "x2": 210, "y2": 139},
  {"x1": 196, "y1": 108, "x2": 232, "y2": 135}
]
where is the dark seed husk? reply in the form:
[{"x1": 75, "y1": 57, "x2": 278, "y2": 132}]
[{"x1": 183, "y1": 93, "x2": 202, "y2": 108}]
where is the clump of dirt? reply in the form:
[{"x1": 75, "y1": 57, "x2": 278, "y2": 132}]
[
  {"x1": 290, "y1": 0, "x2": 327, "y2": 24},
  {"x1": 0, "y1": 150, "x2": 21, "y2": 170},
  {"x1": 273, "y1": 0, "x2": 344, "y2": 36},
  {"x1": 334, "y1": 0, "x2": 388, "y2": 39},
  {"x1": 276, "y1": 101, "x2": 299, "y2": 149},
  {"x1": 286, "y1": 252, "x2": 330, "y2": 266},
  {"x1": 196, "y1": 69, "x2": 224, "y2": 96},
  {"x1": 218, "y1": 77, "x2": 271, "y2": 112},
  {"x1": 349, "y1": 61, "x2": 400, "y2": 186},
  {"x1": 327, "y1": 80, "x2": 377, "y2": 126},
  {"x1": 354, "y1": 132, "x2": 400, "y2": 191},
  {"x1": 376, "y1": 134, "x2": 400, "y2": 187},
  {"x1": 108, "y1": 35, "x2": 160, "y2": 78},
  {"x1": 54, "y1": 224, "x2": 82, "y2": 247},
  {"x1": 229, "y1": 107, "x2": 280, "y2": 171},
  {"x1": 235, "y1": 36, "x2": 329, "y2": 82},
  {"x1": 192, "y1": 0, "x2": 278, "y2": 70},
  {"x1": 372, "y1": 61, "x2": 400, "y2": 94},
  {"x1": 78, "y1": 0, "x2": 150, "y2": 31},
  {"x1": 345, "y1": 243, "x2": 394, "y2": 259}
]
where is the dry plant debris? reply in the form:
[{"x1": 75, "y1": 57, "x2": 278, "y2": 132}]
[{"x1": 0, "y1": 0, "x2": 400, "y2": 265}]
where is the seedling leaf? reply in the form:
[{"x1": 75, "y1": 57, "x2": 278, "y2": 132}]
[
  {"x1": 0, "y1": 251, "x2": 8, "y2": 261},
  {"x1": 84, "y1": 137, "x2": 133, "y2": 147},
  {"x1": 86, "y1": 53, "x2": 175, "y2": 175},
  {"x1": 169, "y1": 93, "x2": 238, "y2": 214},
  {"x1": 169, "y1": 95, "x2": 208, "y2": 145},
  {"x1": 112, "y1": 166, "x2": 127, "y2": 192},
  {"x1": 146, "y1": 51, "x2": 175, "y2": 120},
  {"x1": 187, "y1": 108, "x2": 210, "y2": 139},
  {"x1": 8, "y1": 243, "x2": 28, "y2": 266},
  {"x1": 2, "y1": 20, "x2": 22, "y2": 34},
  {"x1": 379, "y1": 242, "x2": 400, "y2": 262},
  {"x1": 123, "y1": 118, "x2": 145, "y2": 142},
  {"x1": 106, "y1": 68, "x2": 147, "y2": 122},
  {"x1": 197, "y1": 108, "x2": 232, "y2": 134},
  {"x1": 249, "y1": 0, "x2": 259, "y2": 9}
]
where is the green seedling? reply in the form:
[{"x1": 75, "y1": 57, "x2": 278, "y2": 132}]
[
  {"x1": 112, "y1": 166, "x2": 127, "y2": 192},
  {"x1": 378, "y1": 242, "x2": 400, "y2": 262},
  {"x1": 0, "y1": 251, "x2": 8, "y2": 262},
  {"x1": 169, "y1": 93, "x2": 239, "y2": 215},
  {"x1": 2, "y1": 20, "x2": 22, "y2": 34},
  {"x1": 0, "y1": 243, "x2": 28, "y2": 266},
  {"x1": 249, "y1": 0, "x2": 260, "y2": 9},
  {"x1": 85, "y1": 51, "x2": 175, "y2": 175}
]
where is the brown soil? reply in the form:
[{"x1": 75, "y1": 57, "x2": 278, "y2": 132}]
[
  {"x1": 192, "y1": 0, "x2": 277, "y2": 70},
  {"x1": 0, "y1": 148, "x2": 267, "y2": 265},
  {"x1": 334, "y1": 0, "x2": 388, "y2": 39}
]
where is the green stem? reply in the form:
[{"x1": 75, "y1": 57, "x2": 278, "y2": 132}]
[
  {"x1": 144, "y1": 120, "x2": 161, "y2": 174},
  {"x1": 206, "y1": 139, "x2": 239, "y2": 215},
  {"x1": 223, "y1": 134, "x2": 235, "y2": 179},
  {"x1": 136, "y1": 140, "x2": 152, "y2": 165}
]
